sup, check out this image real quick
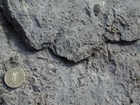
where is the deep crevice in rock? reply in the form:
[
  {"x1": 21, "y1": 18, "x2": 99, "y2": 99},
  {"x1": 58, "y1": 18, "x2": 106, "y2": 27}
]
[
  {"x1": 105, "y1": 39, "x2": 139, "y2": 46},
  {"x1": 0, "y1": 11, "x2": 88, "y2": 64},
  {"x1": 48, "y1": 47, "x2": 79, "y2": 64}
]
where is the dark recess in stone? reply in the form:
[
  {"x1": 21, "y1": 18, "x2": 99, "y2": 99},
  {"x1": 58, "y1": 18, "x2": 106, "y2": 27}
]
[
  {"x1": 85, "y1": 7, "x2": 91, "y2": 17},
  {"x1": 105, "y1": 39, "x2": 139, "y2": 46},
  {"x1": 129, "y1": 98, "x2": 133, "y2": 104}
]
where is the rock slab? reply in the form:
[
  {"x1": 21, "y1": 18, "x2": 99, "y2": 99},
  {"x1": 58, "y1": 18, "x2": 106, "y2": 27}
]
[
  {"x1": 1, "y1": 0, "x2": 105, "y2": 62},
  {"x1": 0, "y1": 0, "x2": 140, "y2": 105},
  {"x1": 1, "y1": 0, "x2": 140, "y2": 62}
]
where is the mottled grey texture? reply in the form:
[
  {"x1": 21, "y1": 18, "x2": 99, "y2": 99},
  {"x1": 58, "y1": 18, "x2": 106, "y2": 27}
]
[
  {"x1": 0, "y1": 0, "x2": 105, "y2": 62},
  {"x1": 0, "y1": 0, "x2": 140, "y2": 105},
  {"x1": 1, "y1": 0, "x2": 140, "y2": 62}
]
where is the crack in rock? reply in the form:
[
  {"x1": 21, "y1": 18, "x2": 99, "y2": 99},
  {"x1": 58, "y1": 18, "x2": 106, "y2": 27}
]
[
  {"x1": 105, "y1": 39, "x2": 139, "y2": 46},
  {"x1": 0, "y1": 0, "x2": 140, "y2": 62},
  {"x1": 0, "y1": 0, "x2": 105, "y2": 62}
]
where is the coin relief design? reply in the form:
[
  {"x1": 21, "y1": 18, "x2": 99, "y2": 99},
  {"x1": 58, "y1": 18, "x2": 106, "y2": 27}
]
[
  {"x1": 12, "y1": 72, "x2": 18, "y2": 83},
  {"x1": 4, "y1": 67, "x2": 25, "y2": 88}
]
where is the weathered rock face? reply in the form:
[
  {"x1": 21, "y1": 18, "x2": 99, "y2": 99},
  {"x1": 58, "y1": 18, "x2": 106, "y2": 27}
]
[
  {"x1": 1, "y1": 0, "x2": 105, "y2": 62},
  {"x1": 103, "y1": 0, "x2": 140, "y2": 41},
  {"x1": 0, "y1": 0, "x2": 140, "y2": 105},
  {"x1": 1, "y1": 0, "x2": 140, "y2": 62}
]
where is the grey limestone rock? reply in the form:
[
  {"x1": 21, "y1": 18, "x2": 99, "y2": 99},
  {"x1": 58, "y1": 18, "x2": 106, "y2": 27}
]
[
  {"x1": 1, "y1": 0, "x2": 105, "y2": 62},
  {"x1": 1, "y1": 0, "x2": 140, "y2": 62},
  {"x1": 0, "y1": 1, "x2": 140, "y2": 104},
  {"x1": 103, "y1": 0, "x2": 140, "y2": 41}
]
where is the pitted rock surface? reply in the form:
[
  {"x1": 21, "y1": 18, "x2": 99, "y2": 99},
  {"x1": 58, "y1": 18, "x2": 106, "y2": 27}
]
[
  {"x1": 1, "y1": 0, "x2": 140, "y2": 62},
  {"x1": 103, "y1": 0, "x2": 140, "y2": 41},
  {"x1": 0, "y1": 0, "x2": 140, "y2": 105},
  {"x1": 1, "y1": 0, "x2": 105, "y2": 62}
]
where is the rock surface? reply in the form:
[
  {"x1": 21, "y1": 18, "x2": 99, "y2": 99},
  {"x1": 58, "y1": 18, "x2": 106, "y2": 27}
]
[
  {"x1": 1, "y1": 0, "x2": 140, "y2": 62},
  {"x1": 1, "y1": 0, "x2": 105, "y2": 62},
  {"x1": 0, "y1": 0, "x2": 140, "y2": 105}
]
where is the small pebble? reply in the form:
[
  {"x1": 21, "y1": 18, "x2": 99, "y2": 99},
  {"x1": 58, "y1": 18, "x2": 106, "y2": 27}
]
[{"x1": 93, "y1": 4, "x2": 100, "y2": 16}]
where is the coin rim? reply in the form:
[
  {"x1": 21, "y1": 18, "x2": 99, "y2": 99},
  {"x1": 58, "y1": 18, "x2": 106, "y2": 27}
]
[{"x1": 4, "y1": 68, "x2": 25, "y2": 88}]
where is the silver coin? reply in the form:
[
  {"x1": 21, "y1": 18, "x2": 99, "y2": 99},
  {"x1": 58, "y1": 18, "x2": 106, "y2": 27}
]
[{"x1": 4, "y1": 67, "x2": 25, "y2": 88}]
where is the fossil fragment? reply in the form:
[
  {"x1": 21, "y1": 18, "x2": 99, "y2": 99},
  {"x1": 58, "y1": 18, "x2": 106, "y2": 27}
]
[{"x1": 93, "y1": 4, "x2": 100, "y2": 16}]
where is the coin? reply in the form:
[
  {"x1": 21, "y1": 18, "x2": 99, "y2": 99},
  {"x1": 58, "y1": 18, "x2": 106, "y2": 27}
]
[{"x1": 4, "y1": 67, "x2": 25, "y2": 88}]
